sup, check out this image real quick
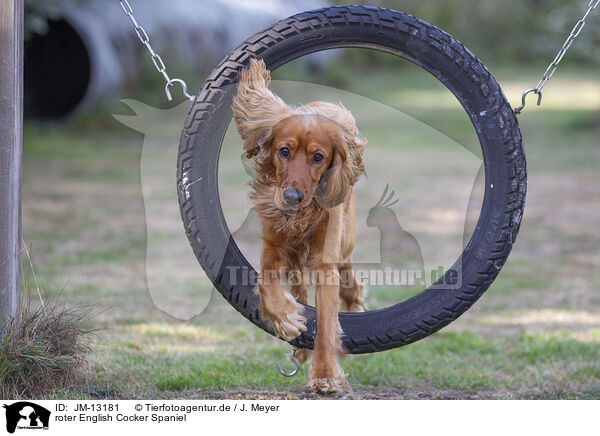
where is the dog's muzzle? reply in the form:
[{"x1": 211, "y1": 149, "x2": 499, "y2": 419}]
[{"x1": 283, "y1": 188, "x2": 304, "y2": 207}]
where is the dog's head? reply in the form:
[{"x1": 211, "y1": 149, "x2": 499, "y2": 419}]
[
  {"x1": 268, "y1": 114, "x2": 353, "y2": 212},
  {"x1": 232, "y1": 59, "x2": 366, "y2": 213}
]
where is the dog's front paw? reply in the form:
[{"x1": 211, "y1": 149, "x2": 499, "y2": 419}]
[
  {"x1": 271, "y1": 308, "x2": 307, "y2": 341},
  {"x1": 307, "y1": 369, "x2": 349, "y2": 394},
  {"x1": 259, "y1": 289, "x2": 307, "y2": 341}
]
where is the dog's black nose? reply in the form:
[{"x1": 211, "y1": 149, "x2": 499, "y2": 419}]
[{"x1": 283, "y1": 189, "x2": 304, "y2": 206}]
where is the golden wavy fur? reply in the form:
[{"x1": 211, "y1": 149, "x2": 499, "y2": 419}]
[{"x1": 232, "y1": 59, "x2": 367, "y2": 393}]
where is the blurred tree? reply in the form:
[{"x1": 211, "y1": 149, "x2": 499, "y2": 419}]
[{"x1": 331, "y1": 0, "x2": 600, "y2": 68}]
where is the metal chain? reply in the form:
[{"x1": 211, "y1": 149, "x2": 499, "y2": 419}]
[
  {"x1": 119, "y1": 0, "x2": 194, "y2": 102},
  {"x1": 515, "y1": 0, "x2": 599, "y2": 114}
]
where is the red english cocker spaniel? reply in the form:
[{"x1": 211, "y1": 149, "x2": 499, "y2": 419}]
[{"x1": 232, "y1": 59, "x2": 367, "y2": 393}]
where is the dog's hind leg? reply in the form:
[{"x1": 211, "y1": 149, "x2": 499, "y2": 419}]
[
  {"x1": 290, "y1": 283, "x2": 308, "y2": 304},
  {"x1": 339, "y1": 262, "x2": 366, "y2": 313}
]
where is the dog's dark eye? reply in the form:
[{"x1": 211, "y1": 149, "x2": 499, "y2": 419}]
[
  {"x1": 313, "y1": 153, "x2": 323, "y2": 163},
  {"x1": 279, "y1": 147, "x2": 290, "y2": 158}
]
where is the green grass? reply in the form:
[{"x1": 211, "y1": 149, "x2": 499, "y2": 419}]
[
  {"x1": 40, "y1": 326, "x2": 600, "y2": 399},
  {"x1": 17, "y1": 63, "x2": 600, "y2": 399}
]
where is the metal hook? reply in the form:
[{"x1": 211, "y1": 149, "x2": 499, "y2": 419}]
[
  {"x1": 514, "y1": 87, "x2": 542, "y2": 114},
  {"x1": 165, "y1": 78, "x2": 194, "y2": 102},
  {"x1": 276, "y1": 348, "x2": 300, "y2": 377}
]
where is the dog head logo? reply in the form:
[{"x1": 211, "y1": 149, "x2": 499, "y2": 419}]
[{"x1": 3, "y1": 402, "x2": 50, "y2": 434}]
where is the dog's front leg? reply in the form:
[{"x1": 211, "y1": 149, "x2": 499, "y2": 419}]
[
  {"x1": 258, "y1": 244, "x2": 306, "y2": 341},
  {"x1": 307, "y1": 265, "x2": 347, "y2": 393},
  {"x1": 307, "y1": 206, "x2": 348, "y2": 393}
]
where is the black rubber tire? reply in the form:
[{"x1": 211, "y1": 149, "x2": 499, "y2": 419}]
[{"x1": 177, "y1": 6, "x2": 526, "y2": 354}]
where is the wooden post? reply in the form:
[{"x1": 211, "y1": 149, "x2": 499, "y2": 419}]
[{"x1": 0, "y1": 0, "x2": 23, "y2": 335}]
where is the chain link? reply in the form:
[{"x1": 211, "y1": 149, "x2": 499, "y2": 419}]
[
  {"x1": 119, "y1": 0, "x2": 194, "y2": 102},
  {"x1": 515, "y1": 0, "x2": 599, "y2": 114}
]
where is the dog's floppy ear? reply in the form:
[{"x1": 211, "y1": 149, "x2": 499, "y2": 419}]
[
  {"x1": 232, "y1": 59, "x2": 291, "y2": 158},
  {"x1": 314, "y1": 125, "x2": 366, "y2": 208}
]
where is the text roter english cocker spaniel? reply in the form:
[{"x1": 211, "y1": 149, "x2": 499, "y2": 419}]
[{"x1": 232, "y1": 59, "x2": 367, "y2": 393}]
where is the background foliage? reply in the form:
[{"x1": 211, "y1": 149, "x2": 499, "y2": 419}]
[{"x1": 334, "y1": 0, "x2": 600, "y2": 68}]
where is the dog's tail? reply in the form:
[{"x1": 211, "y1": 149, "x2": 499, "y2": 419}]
[{"x1": 233, "y1": 59, "x2": 291, "y2": 158}]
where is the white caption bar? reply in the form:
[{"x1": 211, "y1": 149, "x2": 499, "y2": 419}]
[{"x1": 0, "y1": 400, "x2": 596, "y2": 435}]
